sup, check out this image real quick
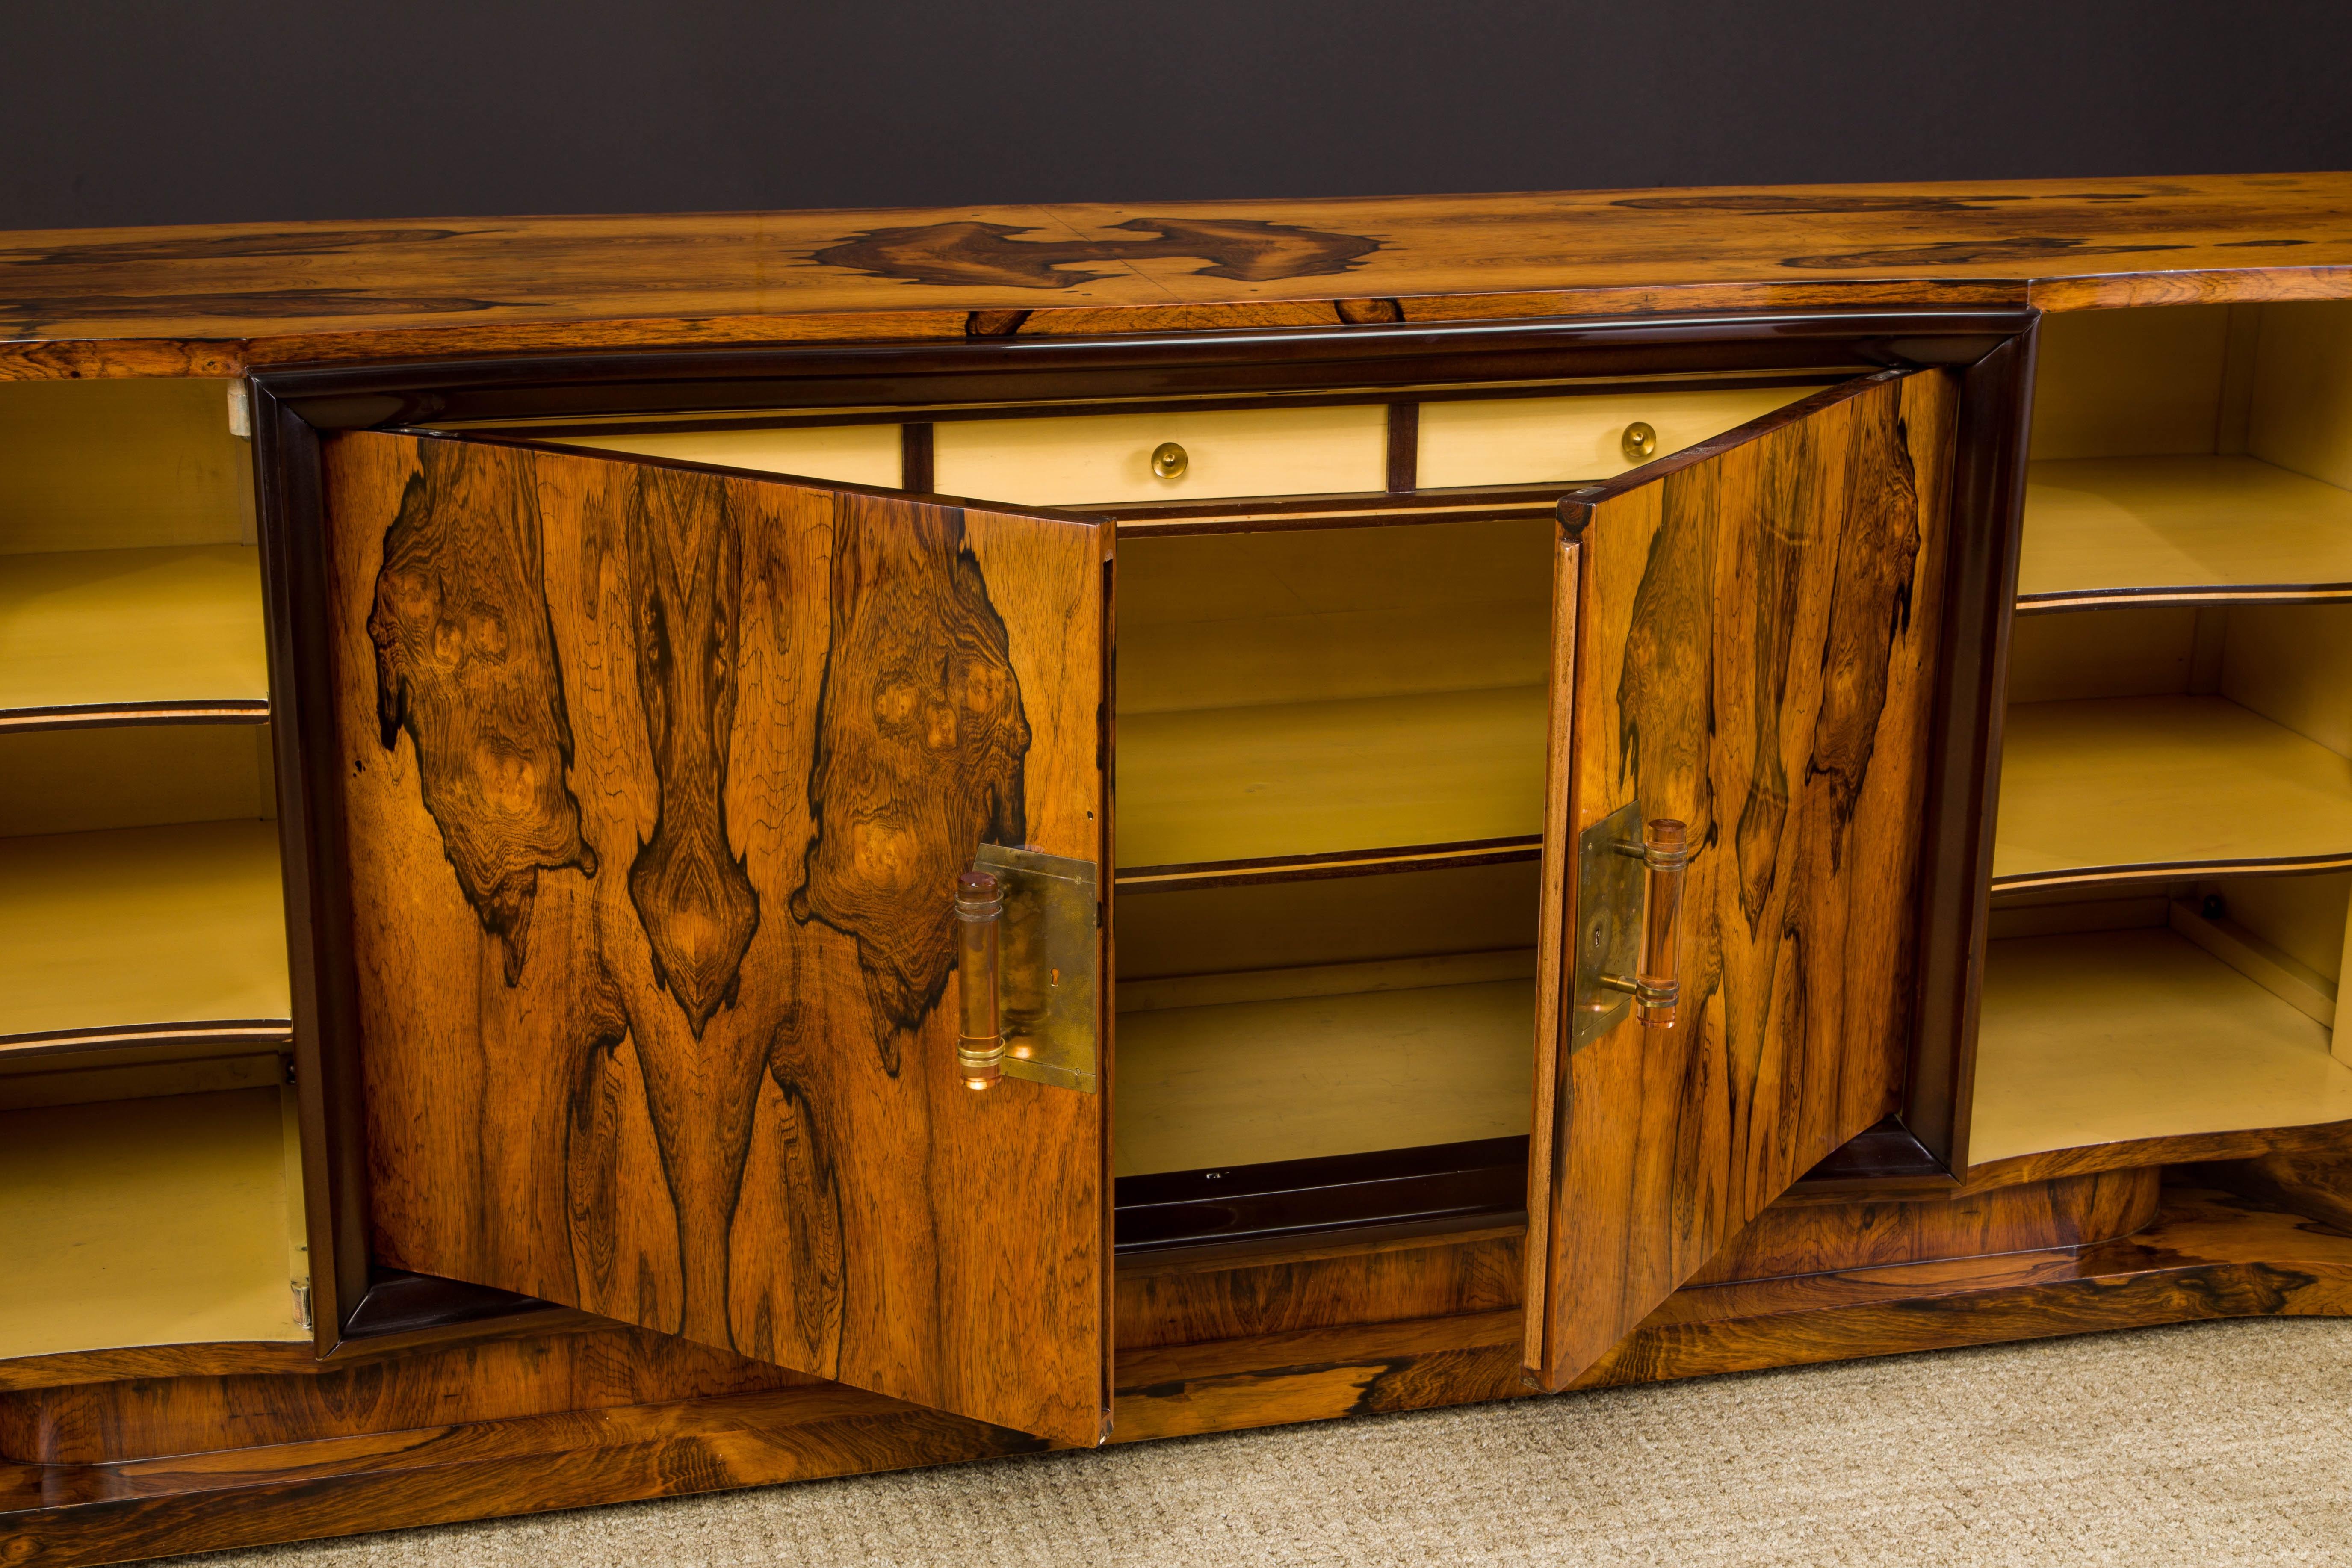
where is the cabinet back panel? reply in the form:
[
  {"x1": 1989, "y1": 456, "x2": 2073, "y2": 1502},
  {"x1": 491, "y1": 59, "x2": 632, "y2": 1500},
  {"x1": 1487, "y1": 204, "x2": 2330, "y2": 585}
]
[
  {"x1": 0, "y1": 380, "x2": 252, "y2": 553},
  {"x1": 2006, "y1": 605, "x2": 2201, "y2": 703},
  {"x1": 0, "y1": 723, "x2": 275, "y2": 837},
  {"x1": 1114, "y1": 966, "x2": 1535, "y2": 1176},
  {"x1": 1118, "y1": 519, "x2": 1553, "y2": 715},
  {"x1": 2029, "y1": 305, "x2": 2237, "y2": 461},
  {"x1": 0, "y1": 1087, "x2": 304, "y2": 1359},
  {"x1": 1116, "y1": 859, "x2": 1541, "y2": 980}
]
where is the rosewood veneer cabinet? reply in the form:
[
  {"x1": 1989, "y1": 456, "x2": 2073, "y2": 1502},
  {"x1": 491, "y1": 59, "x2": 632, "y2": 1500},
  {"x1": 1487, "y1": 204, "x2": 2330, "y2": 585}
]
[{"x1": 14, "y1": 175, "x2": 2352, "y2": 1562}]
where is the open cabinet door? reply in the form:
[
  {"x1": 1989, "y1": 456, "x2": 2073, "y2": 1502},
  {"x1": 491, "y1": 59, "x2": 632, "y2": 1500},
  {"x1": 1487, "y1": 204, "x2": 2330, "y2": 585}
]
[
  {"x1": 1524, "y1": 369, "x2": 1960, "y2": 1390},
  {"x1": 319, "y1": 431, "x2": 1109, "y2": 1444}
]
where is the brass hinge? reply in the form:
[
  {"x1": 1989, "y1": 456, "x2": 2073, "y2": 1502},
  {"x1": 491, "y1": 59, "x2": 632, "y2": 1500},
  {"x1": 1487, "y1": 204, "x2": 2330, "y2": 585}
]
[
  {"x1": 973, "y1": 843, "x2": 1099, "y2": 1093},
  {"x1": 1570, "y1": 801, "x2": 1689, "y2": 1051}
]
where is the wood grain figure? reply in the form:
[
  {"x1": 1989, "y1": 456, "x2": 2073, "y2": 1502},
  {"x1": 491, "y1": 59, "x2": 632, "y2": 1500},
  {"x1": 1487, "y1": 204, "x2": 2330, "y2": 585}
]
[
  {"x1": 1526, "y1": 370, "x2": 1959, "y2": 1389},
  {"x1": 325, "y1": 433, "x2": 1108, "y2": 1443}
]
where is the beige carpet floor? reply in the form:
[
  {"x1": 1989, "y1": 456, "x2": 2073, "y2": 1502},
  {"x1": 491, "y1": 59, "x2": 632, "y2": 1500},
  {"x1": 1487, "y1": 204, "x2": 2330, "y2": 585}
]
[{"x1": 180, "y1": 1318, "x2": 2352, "y2": 1567}]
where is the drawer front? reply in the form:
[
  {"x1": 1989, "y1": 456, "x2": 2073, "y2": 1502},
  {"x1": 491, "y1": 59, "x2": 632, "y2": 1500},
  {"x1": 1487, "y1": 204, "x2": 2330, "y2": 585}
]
[
  {"x1": 934, "y1": 405, "x2": 1387, "y2": 507},
  {"x1": 560, "y1": 423, "x2": 904, "y2": 489},
  {"x1": 1418, "y1": 386, "x2": 1813, "y2": 490}
]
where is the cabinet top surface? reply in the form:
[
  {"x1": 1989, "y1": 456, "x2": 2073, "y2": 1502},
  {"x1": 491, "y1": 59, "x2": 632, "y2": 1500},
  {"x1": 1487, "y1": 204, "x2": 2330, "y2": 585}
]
[{"x1": 7, "y1": 173, "x2": 2352, "y2": 373}]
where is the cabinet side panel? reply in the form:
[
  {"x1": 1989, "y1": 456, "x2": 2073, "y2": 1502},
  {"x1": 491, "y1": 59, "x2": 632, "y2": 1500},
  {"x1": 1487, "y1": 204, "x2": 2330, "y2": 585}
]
[{"x1": 322, "y1": 433, "x2": 1106, "y2": 1444}]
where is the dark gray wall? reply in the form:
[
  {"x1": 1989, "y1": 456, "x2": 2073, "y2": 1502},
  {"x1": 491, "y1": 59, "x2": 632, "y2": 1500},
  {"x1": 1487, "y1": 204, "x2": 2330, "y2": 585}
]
[{"x1": 9, "y1": 0, "x2": 2351, "y2": 230}]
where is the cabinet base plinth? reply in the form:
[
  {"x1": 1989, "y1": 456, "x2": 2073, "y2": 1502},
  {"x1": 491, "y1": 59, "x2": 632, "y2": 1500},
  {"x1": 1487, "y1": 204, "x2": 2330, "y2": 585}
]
[{"x1": 6, "y1": 1182, "x2": 2349, "y2": 1567}]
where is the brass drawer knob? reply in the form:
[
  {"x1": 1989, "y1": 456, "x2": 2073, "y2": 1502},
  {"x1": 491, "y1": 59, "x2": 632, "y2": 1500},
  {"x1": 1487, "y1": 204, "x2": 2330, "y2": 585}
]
[
  {"x1": 1621, "y1": 422, "x2": 1658, "y2": 463},
  {"x1": 1150, "y1": 441, "x2": 1189, "y2": 480}
]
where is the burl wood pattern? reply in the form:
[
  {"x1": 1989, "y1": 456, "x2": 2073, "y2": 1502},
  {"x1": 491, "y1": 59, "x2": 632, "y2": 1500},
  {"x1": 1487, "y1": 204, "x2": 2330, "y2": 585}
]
[
  {"x1": 325, "y1": 433, "x2": 1107, "y2": 1444},
  {"x1": 1526, "y1": 370, "x2": 1959, "y2": 1389},
  {"x1": 9, "y1": 176, "x2": 2352, "y2": 371}
]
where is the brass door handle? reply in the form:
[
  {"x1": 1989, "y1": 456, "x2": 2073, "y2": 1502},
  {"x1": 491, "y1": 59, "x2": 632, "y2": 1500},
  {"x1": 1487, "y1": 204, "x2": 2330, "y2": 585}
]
[
  {"x1": 1600, "y1": 818, "x2": 1687, "y2": 1029},
  {"x1": 955, "y1": 868, "x2": 1005, "y2": 1089}
]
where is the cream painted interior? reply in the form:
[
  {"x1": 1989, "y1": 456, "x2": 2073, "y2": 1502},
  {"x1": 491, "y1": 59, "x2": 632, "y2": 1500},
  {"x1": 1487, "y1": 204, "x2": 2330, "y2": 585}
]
[
  {"x1": 1981, "y1": 303, "x2": 2352, "y2": 1162},
  {"x1": 0, "y1": 544, "x2": 269, "y2": 716},
  {"x1": 555, "y1": 422, "x2": 903, "y2": 489},
  {"x1": 2022, "y1": 302, "x2": 2352, "y2": 601},
  {"x1": 1114, "y1": 951, "x2": 1536, "y2": 1176},
  {"x1": 0, "y1": 379, "x2": 254, "y2": 554},
  {"x1": 935, "y1": 404, "x2": 1388, "y2": 506},
  {"x1": 1417, "y1": 384, "x2": 1813, "y2": 490},
  {"x1": 0, "y1": 1087, "x2": 307, "y2": 1358},
  {"x1": 1116, "y1": 519, "x2": 1552, "y2": 871},
  {"x1": 0, "y1": 722, "x2": 275, "y2": 836},
  {"x1": 0, "y1": 377, "x2": 302, "y2": 1365},
  {"x1": 1117, "y1": 859, "x2": 1542, "y2": 981},
  {"x1": 1998, "y1": 604, "x2": 2352, "y2": 886},
  {"x1": 1972, "y1": 913, "x2": 2352, "y2": 1166},
  {"x1": 0, "y1": 817, "x2": 290, "y2": 1045}
]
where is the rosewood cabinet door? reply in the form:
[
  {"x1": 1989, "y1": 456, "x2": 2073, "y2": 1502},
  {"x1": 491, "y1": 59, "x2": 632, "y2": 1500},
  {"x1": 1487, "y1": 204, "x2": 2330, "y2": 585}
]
[
  {"x1": 320, "y1": 432, "x2": 1109, "y2": 1444},
  {"x1": 1523, "y1": 370, "x2": 1959, "y2": 1390}
]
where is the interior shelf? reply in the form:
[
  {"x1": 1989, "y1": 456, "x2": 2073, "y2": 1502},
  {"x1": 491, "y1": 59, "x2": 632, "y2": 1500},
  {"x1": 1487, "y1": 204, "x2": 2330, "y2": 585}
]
[
  {"x1": 2019, "y1": 455, "x2": 2352, "y2": 610},
  {"x1": 1113, "y1": 954, "x2": 1536, "y2": 1177},
  {"x1": 1971, "y1": 926, "x2": 2352, "y2": 1166},
  {"x1": 1994, "y1": 694, "x2": 2352, "y2": 890},
  {"x1": 0, "y1": 544, "x2": 269, "y2": 726},
  {"x1": 0, "y1": 1087, "x2": 306, "y2": 1358},
  {"x1": 1114, "y1": 685, "x2": 1549, "y2": 876},
  {"x1": 0, "y1": 819, "x2": 290, "y2": 1051}
]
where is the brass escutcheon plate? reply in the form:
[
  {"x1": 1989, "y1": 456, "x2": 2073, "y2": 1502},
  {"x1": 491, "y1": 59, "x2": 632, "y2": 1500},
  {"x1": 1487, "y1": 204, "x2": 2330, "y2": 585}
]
[
  {"x1": 974, "y1": 842, "x2": 1100, "y2": 1092},
  {"x1": 1570, "y1": 800, "x2": 1644, "y2": 1053}
]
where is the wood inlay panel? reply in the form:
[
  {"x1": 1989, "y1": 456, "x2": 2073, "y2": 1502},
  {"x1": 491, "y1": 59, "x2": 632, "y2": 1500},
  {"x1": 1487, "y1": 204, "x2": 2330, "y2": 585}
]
[
  {"x1": 323, "y1": 432, "x2": 1108, "y2": 1444},
  {"x1": 1526, "y1": 370, "x2": 1959, "y2": 1388}
]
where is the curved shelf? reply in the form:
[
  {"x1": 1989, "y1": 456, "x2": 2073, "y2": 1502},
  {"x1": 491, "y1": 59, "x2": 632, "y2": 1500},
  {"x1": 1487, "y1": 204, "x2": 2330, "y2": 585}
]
[
  {"x1": 0, "y1": 545, "x2": 270, "y2": 731},
  {"x1": 2018, "y1": 455, "x2": 2352, "y2": 613},
  {"x1": 0, "y1": 820, "x2": 290, "y2": 1055},
  {"x1": 1970, "y1": 925, "x2": 2352, "y2": 1170},
  {"x1": 1116, "y1": 685, "x2": 1550, "y2": 885},
  {"x1": 1992, "y1": 694, "x2": 2352, "y2": 893}
]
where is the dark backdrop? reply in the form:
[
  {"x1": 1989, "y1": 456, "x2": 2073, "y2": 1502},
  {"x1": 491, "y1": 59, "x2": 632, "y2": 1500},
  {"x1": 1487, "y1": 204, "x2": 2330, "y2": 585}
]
[{"x1": 10, "y1": 0, "x2": 2352, "y2": 231}]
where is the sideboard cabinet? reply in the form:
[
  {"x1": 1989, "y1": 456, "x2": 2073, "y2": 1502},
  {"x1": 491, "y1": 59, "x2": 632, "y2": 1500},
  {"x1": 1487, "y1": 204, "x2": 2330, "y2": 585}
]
[{"x1": 12, "y1": 177, "x2": 2352, "y2": 1564}]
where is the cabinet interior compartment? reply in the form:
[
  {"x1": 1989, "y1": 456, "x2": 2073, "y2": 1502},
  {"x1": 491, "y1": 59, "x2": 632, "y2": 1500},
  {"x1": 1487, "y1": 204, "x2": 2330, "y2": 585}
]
[
  {"x1": 1114, "y1": 844, "x2": 1541, "y2": 1253},
  {"x1": 1114, "y1": 518, "x2": 1554, "y2": 880},
  {"x1": 0, "y1": 378, "x2": 267, "y2": 727},
  {"x1": 1998, "y1": 601, "x2": 2352, "y2": 889},
  {"x1": 0, "y1": 1087, "x2": 309, "y2": 1359},
  {"x1": 2021, "y1": 301, "x2": 2352, "y2": 606},
  {"x1": 1973, "y1": 872, "x2": 2352, "y2": 1168},
  {"x1": 0, "y1": 377, "x2": 307, "y2": 1363}
]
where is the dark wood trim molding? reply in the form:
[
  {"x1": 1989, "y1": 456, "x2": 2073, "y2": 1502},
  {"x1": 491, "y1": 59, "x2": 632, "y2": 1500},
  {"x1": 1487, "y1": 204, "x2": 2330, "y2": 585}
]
[
  {"x1": 1903, "y1": 324, "x2": 2039, "y2": 1174},
  {"x1": 260, "y1": 310, "x2": 2038, "y2": 432},
  {"x1": 1385, "y1": 401, "x2": 1418, "y2": 493}
]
